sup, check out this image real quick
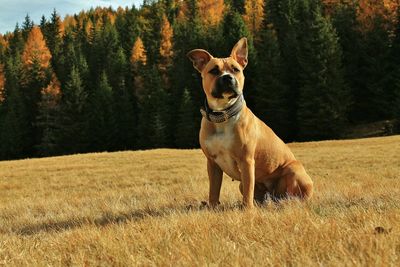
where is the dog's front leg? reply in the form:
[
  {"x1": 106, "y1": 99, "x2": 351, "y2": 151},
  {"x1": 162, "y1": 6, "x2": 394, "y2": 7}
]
[
  {"x1": 207, "y1": 159, "x2": 223, "y2": 208},
  {"x1": 238, "y1": 158, "x2": 255, "y2": 208}
]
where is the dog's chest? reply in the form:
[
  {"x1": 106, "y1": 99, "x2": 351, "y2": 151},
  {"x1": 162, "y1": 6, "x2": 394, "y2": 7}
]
[{"x1": 204, "y1": 122, "x2": 241, "y2": 180}]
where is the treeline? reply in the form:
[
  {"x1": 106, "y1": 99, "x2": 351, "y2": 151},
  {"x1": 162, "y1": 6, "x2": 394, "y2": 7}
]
[{"x1": 0, "y1": 0, "x2": 399, "y2": 160}]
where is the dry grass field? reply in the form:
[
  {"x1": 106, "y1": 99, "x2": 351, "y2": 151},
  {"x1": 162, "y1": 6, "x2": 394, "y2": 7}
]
[{"x1": 0, "y1": 136, "x2": 399, "y2": 266}]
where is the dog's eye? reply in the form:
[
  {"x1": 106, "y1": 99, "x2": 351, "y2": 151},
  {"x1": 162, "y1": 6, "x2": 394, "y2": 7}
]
[
  {"x1": 232, "y1": 66, "x2": 240, "y2": 73},
  {"x1": 209, "y1": 67, "x2": 220, "y2": 75}
]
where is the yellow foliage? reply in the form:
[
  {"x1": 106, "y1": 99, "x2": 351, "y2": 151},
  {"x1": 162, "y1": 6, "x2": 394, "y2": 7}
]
[
  {"x1": 198, "y1": 0, "x2": 225, "y2": 26},
  {"x1": 176, "y1": 1, "x2": 189, "y2": 22},
  {"x1": 41, "y1": 74, "x2": 61, "y2": 104},
  {"x1": 130, "y1": 37, "x2": 147, "y2": 65},
  {"x1": 63, "y1": 15, "x2": 77, "y2": 32},
  {"x1": 323, "y1": 0, "x2": 399, "y2": 31},
  {"x1": 243, "y1": 0, "x2": 265, "y2": 35},
  {"x1": 159, "y1": 15, "x2": 174, "y2": 71},
  {"x1": 21, "y1": 26, "x2": 52, "y2": 70},
  {"x1": 0, "y1": 33, "x2": 7, "y2": 49},
  {"x1": 357, "y1": 0, "x2": 399, "y2": 30}
]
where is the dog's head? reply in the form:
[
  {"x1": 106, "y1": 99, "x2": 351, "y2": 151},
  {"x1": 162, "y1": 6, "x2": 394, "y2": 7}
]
[{"x1": 187, "y1": 38, "x2": 248, "y2": 111}]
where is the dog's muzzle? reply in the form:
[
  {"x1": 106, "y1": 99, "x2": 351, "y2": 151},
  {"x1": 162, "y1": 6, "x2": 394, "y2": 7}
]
[{"x1": 212, "y1": 74, "x2": 239, "y2": 99}]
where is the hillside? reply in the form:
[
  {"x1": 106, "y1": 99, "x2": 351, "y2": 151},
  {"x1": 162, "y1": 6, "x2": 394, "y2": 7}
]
[{"x1": 0, "y1": 136, "x2": 400, "y2": 266}]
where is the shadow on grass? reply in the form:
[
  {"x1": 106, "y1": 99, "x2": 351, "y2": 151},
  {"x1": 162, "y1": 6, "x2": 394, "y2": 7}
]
[{"x1": 12, "y1": 202, "x2": 242, "y2": 236}]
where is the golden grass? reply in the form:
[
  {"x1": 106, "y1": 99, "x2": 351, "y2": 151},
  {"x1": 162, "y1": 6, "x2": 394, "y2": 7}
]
[{"x1": 0, "y1": 136, "x2": 399, "y2": 266}]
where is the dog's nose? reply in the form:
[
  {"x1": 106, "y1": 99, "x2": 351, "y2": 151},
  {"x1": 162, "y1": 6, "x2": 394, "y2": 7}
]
[
  {"x1": 219, "y1": 74, "x2": 235, "y2": 86},
  {"x1": 222, "y1": 74, "x2": 234, "y2": 83}
]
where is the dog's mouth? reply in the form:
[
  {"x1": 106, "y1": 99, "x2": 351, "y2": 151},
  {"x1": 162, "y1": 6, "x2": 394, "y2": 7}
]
[{"x1": 211, "y1": 88, "x2": 239, "y2": 99}]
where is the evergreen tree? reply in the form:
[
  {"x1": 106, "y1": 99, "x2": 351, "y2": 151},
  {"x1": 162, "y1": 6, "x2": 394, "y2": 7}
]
[
  {"x1": 296, "y1": 0, "x2": 349, "y2": 140},
  {"x1": 137, "y1": 66, "x2": 169, "y2": 148},
  {"x1": 0, "y1": 57, "x2": 29, "y2": 159},
  {"x1": 0, "y1": 63, "x2": 4, "y2": 102},
  {"x1": 41, "y1": 9, "x2": 63, "y2": 79},
  {"x1": 175, "y1": 88, "x2": 198, "y2": 148},
  {"x1": 22, "y1": 14, "x2": 34, "y2": 41},
  {"x1": 8, "y1": 24, "x2": 24, "y2": 57},
  {"x1": 267, "y1": 0, "x2": 302, "y2": 140},
  {"x1": 388, "y1": 5, "x2": 400, "y2": 120},
  {"x1": 56, "y1": 66, "x2": 88, "y2": 154},
  {"x1": 254, "y1": 23, "x2": 291, "y2": 140},
  {"x1": 355, "y1": 13, "x2": 392, "y2": 122},
  {"x1": 86, "y1": 71, "x2": 115, "y2": 152},
  {"x1": 35, "y1": 74, "x2": 61, "y2": 156},
  {"x1": 113, "y1": 47, "x2": 136, "y2": 150}
]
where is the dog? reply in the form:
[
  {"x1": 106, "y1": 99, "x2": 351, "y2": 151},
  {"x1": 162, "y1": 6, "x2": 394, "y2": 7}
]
[{"x1": 187, "y1": 38, "x2": 313, "y2": 208}]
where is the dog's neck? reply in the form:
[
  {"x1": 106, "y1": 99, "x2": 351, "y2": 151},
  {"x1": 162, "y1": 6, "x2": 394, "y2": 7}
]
[{"x1": 200, "y1": 94, "x2": 244, "y2": 123}]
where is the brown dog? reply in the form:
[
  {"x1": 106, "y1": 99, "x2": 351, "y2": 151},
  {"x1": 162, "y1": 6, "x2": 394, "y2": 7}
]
[{"x1": 187, "y1": 38, "x2": 313, "y2": 208}]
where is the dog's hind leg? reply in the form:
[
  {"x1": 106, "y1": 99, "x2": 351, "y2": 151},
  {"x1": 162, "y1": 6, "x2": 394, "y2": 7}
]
[{"x1": 273, "y1": 161, "x2": 313, "y2": 200}]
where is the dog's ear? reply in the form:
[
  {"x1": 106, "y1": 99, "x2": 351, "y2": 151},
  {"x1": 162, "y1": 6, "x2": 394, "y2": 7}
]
[
  {"x1": 230, "y1": 37, "x2": 248, "y2": 69},
  {"x1": 187, "y1": 49, "x2": 213, "y2": 73}
]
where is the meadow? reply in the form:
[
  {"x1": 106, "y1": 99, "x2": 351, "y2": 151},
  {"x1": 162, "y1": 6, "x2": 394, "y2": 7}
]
[{"x1": 0, "y1": 136, "x2": 399, "y2": 266}]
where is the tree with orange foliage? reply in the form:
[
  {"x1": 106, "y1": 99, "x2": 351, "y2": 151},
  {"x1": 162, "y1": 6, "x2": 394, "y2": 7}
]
[
  {"x1": 243, "y1": 0, "x2": 265, "y2": 35},
  {"x1": 22, "y1": 27, "x2": 51, "y2": 69},
  {"x1": 20, "y1": 26, "x2": 53, "y2": 156},
  {"x1": 198, "y1": 0, "x2": 225, "y2": 26},
  {"x1": 131, "y1": 37, "x2": 147, "y2": 66},
  {"x1": 0, "y1": 33, "x2": 7, "y2": 59},
  {"x1": 159, "y1": 14, "x2": 174, "y2": 85},
  {"x1": 131, "y1": 37, "x2": 147, "y2": 98}
]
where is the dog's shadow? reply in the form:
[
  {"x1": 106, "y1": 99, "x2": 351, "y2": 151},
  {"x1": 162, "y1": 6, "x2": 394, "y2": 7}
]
[
  {"x1": 12, "y1": 198, "x2": 293, "y2": 236},
  {"x1": 13, "y1": 201, "x2": 242, "y2": 236}
]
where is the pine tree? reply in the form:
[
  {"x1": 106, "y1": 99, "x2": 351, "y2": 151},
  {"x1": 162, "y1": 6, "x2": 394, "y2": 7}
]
[
  {"x1": 296, "y1": 1, "x2": 349, "y2": 140},
  {"x1": 22, "y1": 14, "x2": 34, "y2": 41},
  {"x1": 112, "y1": 47, "x2": 136, "y2": 150},
  {"x1": 8, "y1": 24, "x2": 24, "y2": 57},
  {"x1": 391, "y1": 6, "x2": 400, "y2": 131},
  {"x1": 175, "y1": 88, "x2": 198, "y2": 148},
  {"x1": 222, "y1": 10, "x2": 251, "y2": 52},
  {"x1": 41, "y1": 9, "x2": 63, "y2": 78},
  {"x1": 35, "y1": 74, "x2": 61, "y2": 156},
  {"x1": 137, "y1": 66, "x2": 169, "y2": 148},
  {"x1": 267, "y1": 0, "x2": 303, "y2": 139},
  {"x1": 228, "y1": 0, "x2": 245, "y2": 14},
  {"x1": 387, "y1": 5, "x2": 400, "y2": 120},
  {"x1": 360, "y1": 14, "x2": 392, "y2": 121},
  {"x1": 56, "y1": 66, "x2": 88, "y2": 154},
  {"x1": 254, "y1": 23, "x2": 291, "y2": 140},
  {"x1": 86, "y1": 71, "x2": 115, "y2": 152},
  {"x1": 0, "y1": 63, "x2": 4, "y2": 103},
  {"x1": 0, "y1": 57, "x2": 29, "y2": 159}
]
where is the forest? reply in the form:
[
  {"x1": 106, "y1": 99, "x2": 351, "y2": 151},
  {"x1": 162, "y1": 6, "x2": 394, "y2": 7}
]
[{"x1": 0, "y1": 0, "x2": 399, "y2": 160}]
